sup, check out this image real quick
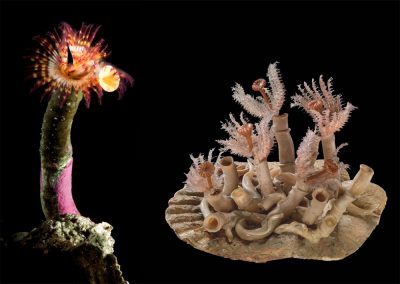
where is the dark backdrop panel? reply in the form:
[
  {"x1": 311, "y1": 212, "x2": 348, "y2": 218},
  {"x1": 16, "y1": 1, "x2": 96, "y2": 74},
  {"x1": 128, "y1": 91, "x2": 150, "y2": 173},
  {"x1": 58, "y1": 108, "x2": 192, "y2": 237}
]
[{"x1": 0, "y1": 1, "x2": 399, "y2": 283}]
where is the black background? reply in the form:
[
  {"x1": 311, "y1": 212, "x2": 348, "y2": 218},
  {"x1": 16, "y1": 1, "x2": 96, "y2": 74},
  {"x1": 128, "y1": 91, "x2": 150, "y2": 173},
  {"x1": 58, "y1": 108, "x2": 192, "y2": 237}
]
[{"x1": 1, "y1": 1, "x2": 399, "y2": 283}]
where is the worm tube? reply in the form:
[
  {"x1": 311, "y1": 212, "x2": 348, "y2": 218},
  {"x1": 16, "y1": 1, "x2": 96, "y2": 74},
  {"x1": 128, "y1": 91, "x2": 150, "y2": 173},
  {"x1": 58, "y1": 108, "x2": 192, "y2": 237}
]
[{"x1": 40, "y1": 89, "x2": 82, "y2": 219}]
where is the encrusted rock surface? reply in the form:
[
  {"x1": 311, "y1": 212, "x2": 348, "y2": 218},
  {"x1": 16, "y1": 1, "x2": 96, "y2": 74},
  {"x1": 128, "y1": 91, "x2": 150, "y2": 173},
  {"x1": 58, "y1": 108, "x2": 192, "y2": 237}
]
[{"x1": 14, "y1": 215, "x2": 127, "y2": 283}]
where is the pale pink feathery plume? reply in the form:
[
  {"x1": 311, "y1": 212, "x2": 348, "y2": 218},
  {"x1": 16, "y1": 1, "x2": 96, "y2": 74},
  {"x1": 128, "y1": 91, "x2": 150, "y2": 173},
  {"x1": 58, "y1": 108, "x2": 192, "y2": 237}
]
[
  {"x1": 232, "y1": 62, "x2": 285, "y2": 119},
  {"x1": 217, "y1": 113, "x2": 275, "y2": 163},
  {"x1": 291, "y1": 76, "x2": 356, "y2": 138},
  {"x1": 312, "y1": 106, "x2": 355, "y2": 138},
  {"x1": 295, "y1": 129, "x2": 321, "y2": 178},
  {"x1": 185, "y1": 149, "x2": 223, "y2": 192}
]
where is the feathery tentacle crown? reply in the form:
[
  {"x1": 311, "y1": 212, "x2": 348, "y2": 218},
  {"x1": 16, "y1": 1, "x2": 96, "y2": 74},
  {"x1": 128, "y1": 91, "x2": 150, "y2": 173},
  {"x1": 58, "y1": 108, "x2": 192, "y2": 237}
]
[
  {"x1": 291, "y1": 76, "x2": 356, "y2": 137},
  {"x1": 29, "y1": 22, "x2": 133, "y2": 107},
  {"x1": 185, "y1": 149, "x2": 223, "y2": 193},
  {"x1": 217, "y1": 113, "x2": 274, "y2": 164},
  {"x1": 232, "y1": 62, "x2": 286, "y2": 119}
]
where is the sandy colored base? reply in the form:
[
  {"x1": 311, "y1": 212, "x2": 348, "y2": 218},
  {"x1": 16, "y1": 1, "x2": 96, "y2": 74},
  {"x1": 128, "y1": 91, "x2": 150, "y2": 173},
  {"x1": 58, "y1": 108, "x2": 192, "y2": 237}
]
[{"x1": 165, "y1": 161, "x2": 386, "y2": 262}]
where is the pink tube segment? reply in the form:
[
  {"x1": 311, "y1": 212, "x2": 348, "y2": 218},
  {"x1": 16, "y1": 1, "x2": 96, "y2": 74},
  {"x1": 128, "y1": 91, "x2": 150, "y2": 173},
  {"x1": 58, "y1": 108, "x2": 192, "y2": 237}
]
[
  {"x1": 40, "y1": 159, "x2": 80, "y2": 216},
  {"x1": 55, "y1": 159, "x2": 80, "y2": 215}
]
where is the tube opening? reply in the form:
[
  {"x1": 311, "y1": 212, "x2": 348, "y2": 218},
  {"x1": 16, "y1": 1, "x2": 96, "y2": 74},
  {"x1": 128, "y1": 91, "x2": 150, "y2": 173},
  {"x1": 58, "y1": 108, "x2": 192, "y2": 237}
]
[
  {"x1": 243, "y1": 219, "x2": 262, "y2": 230},
  {"x1": 360, "y1": 164, "x2": 374, "y2": 174},
  {"x1": 220, "y1": 156, "x2": 233, "y2": 167},
  {"x1": 208, "y1": 218, "x2": 218, "y2": 230},
  {"x1": 315, "y1": 192, "x2": 328, "y2": 202},
  {"x1": 325, "y1": 216, "x2": 337, "y2": 227},
  {"x1": 204, "y1": 215, "x2": 223, "y2": 232},
  {"x1": 273, "y1": 113, "x2": 288, "y2": 121},
  {"x1": 272, "y1": 113, "x2": 289, "y2": 130},
  {"x1": 299, "y1": 198, "x2": 309, "y2": 207},
  {"x1": 231, "y1": 189, "x2": 243, "y2": 199}
]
